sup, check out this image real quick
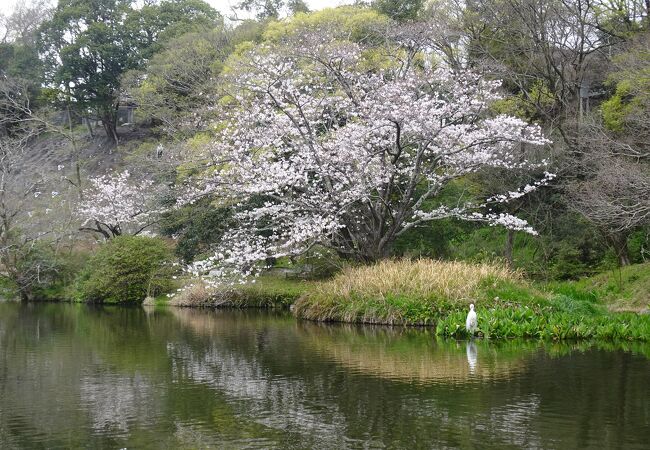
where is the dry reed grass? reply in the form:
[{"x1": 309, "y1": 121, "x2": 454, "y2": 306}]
[
  {"x1": 294, "y1": 259, "x2": 522, "y2": 324},
  {"x1": 305, "y1": 259, "x2": 519, "y2": 303},
  {"x1": 169, "y1": 276, "x2": 306, "y2": 308},
  {"x1": 169, "y1": 281, "x2": 214, "y2": 307}
]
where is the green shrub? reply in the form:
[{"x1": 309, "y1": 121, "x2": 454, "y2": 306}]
[
  {"x1": 74, "y1": 236, "x2": 175, "y2": 304},
  {"x1": 0, "y1": 239, "x2": 87, "y2": 301},
  {"x1": 28, "y1": 248, "x2": 90, "y2": 301},
  {"x1": 627, "y1": 229, "x2": 650, "y2": 264}
]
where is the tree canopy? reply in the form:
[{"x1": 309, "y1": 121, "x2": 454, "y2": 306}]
[
  {"x1": 1, "y1": 0, "x2": 650, "y2": 299},
  {"x1": 38, "y1": 0, "x2": 222, "y2": 143}
]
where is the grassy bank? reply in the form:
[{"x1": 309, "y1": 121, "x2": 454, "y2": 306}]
[
  {"x1": 164, "y1": 276, "x2": 313, "y2": 309},
  {"x1": 293, "y1": 259, "x2": 525, "y2": 324},
  {"x1": 292, "y1": 259, "x2": 650, "y2": 341},
  {"x1": 550, "y1": 262, "x2": 650, "y2": 312}
]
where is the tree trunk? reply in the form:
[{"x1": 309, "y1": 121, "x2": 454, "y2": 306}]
[
  {"x1": 504, "y1": 229, "x2": 515, "y2": 268},
  {"x1": 336, "y1": 242, "x2": 387, "y2": 265},
  {"x1": 85, "y1": 117, "x2": 94, "y2": 137},
  {"x1": 75, "y1": 162, "x2": 83, "y2": 199},
  {"x1": 102, "y1": 112, "x2": 119, "y2": 145},
  {"x1": 17, "y1": 279, "x2": 32, "y2": 302},
  {"x1": 361, "y1": 241, "x2": 392, "y2": 264},
  {"x1": 19, "y1": 289, "x2": 31, "y2": 302},
  {"x1": 609, "y1": 234, "x2": 631, "y2": 266}
]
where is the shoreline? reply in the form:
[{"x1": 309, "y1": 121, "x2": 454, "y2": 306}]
[
  {"x1": 6, "y1": 294, "x2": 650, "y2": 342},
  {"x1": 10, "y1": 259, "x2": 650, "y2": 342}
]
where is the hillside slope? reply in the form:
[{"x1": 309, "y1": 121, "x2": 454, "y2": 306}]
[{"x1": 570, "y1": 263, "x2": 650, "y2": 312}]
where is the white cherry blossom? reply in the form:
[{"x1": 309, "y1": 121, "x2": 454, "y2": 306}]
[
  {"x1": 78, "y1": 171, "x2": 163, "y2": 239},
  {"x1": 181, "y1": 36, "x2": 552, "y2": 284}
]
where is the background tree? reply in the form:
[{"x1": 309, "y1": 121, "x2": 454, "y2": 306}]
[
  {"x1": 123, "y1": 27, "x2": 233, "y2": 136},
  {"x1": 0, "y1": 0, "x2": 52, "y2": 45},
  {"x1": 0, "y1": 0, "x2": 52, "y2": 105},
  {"x1": 0, "y1": 85, "x2": 74, "y2": 300},
  {"x1": 39, "y1": 0, "x2": 136, "y2": 144},
  {"x1": 126, "y1": 0, "x2": 223, "y2": 60},
  {"x1": 38, "y1": 0, "x2": 222, "y2": 144},
  {"x1": 372, "y1": 0, "x2": 424, "y2": 22},
  {"x1": 261, "y1": 6, "x2": 390, "y2": 44},
  {"x1": 570, "y1": 147, "x2": 650, "y2": 266},
  {"x1": 424, "y1": 0, "x2": 650, "y2": 274},
  {"x1": 569, "y1": 31, "x2": 650, "y2": 266},
  {"x1": 234, "y1": 0, "x2": 309, "y2": 20}
]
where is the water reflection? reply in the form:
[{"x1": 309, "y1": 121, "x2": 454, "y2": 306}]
[
  {"x1": 80, "y1": 373, "x2": 158, "y2": 434},
  {"x1": 293, "y1": 321, "x2": 537, "y2": 383},
  {"x1": 466, "y1": 340, "x2": 477, "y2": 373},
  {"x1": 0, "y1": 303, "x2": 649, "y2": 449}
]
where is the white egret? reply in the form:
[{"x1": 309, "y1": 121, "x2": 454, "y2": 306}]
[{"x1": 466, "y1": 303, "x2": 478, "y2": 335}]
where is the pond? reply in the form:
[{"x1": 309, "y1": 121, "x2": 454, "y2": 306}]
[{"x1": 0, "y1": 303, "x2": 648, "y2": 449}]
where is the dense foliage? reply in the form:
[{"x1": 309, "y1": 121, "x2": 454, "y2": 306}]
[
  {"x1": 74, "y1": 236, "x2": 175, "y2": 304},
  {"x1": 159, "y1": 198, "x2": 233, "y2": 263},
  {"x1": 37, "y1": 0, "x2": 222, "y2": 142}
]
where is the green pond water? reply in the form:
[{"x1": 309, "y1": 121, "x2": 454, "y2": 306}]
[{"x1": 0, "y1": 303, "x2": 648, "y2": 449}]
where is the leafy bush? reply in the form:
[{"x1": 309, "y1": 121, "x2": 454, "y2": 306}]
[
  {"x1": 627, "y1": 229, "x2": 650, "y2": 264},
  {"x1": 26, "y1": 247, "x2": 90, "y2": 301},
  {"x1": 74, "y1": 236, "x2": 175, "y2": 304}
]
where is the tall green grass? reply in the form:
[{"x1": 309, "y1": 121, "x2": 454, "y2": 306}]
[{"x1": 548, "y1": 262, "x2": 650, "y2": 312}]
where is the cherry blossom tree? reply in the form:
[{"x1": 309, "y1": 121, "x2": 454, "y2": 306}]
[
  {"x1": 182, "y1": 32, "x2": 552, "y2": 282},
  {"x1": 78, "y1": 171, "x2": 163, "y2": 239}
]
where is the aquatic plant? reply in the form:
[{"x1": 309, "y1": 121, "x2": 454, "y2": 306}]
[{"x1": 435, "y1": 306, "x2": 650, "y2": 341}]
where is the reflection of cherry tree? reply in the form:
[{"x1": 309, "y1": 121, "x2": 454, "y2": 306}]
[
  {"x1": 183, "y1": 35, "x2": 551, "y2": 282},
  {"x1": 78, "y1": 171, "x2": 162, "y2": 239}
]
